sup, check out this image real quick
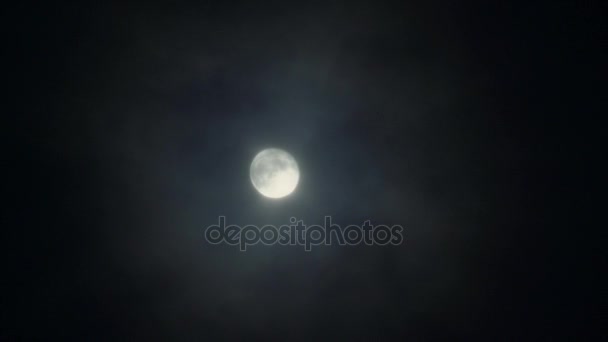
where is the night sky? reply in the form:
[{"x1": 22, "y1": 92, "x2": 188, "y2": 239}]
[{"x1": 4, "y1": 1, "x2": 603, "y2": 340}]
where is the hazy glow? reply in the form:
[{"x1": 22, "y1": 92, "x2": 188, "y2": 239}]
[{"x1": 250, "y1": 148, "x2": 299, "y2": 198}]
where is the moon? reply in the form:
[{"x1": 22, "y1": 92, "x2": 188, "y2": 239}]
[{"x1": 250, "y1": 148, "x2": 300, "y2": 199}]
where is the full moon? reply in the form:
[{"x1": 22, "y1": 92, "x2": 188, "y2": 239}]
[{"x1": 250, "y1": 148, "x2": 300, "y2": 199}]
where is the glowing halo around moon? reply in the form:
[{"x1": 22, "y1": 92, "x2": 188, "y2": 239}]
[{"x1": 250, "y1": 148, "x2": 300, "y2": 199}]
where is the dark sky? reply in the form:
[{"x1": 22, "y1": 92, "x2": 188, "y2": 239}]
[{"x1": 4, "y1": 0, "x2": 603, "y2": 340}]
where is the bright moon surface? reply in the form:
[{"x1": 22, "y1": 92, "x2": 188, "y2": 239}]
[{"x1": 250, "y1": 148, "x2": 300, "y2": 199}]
